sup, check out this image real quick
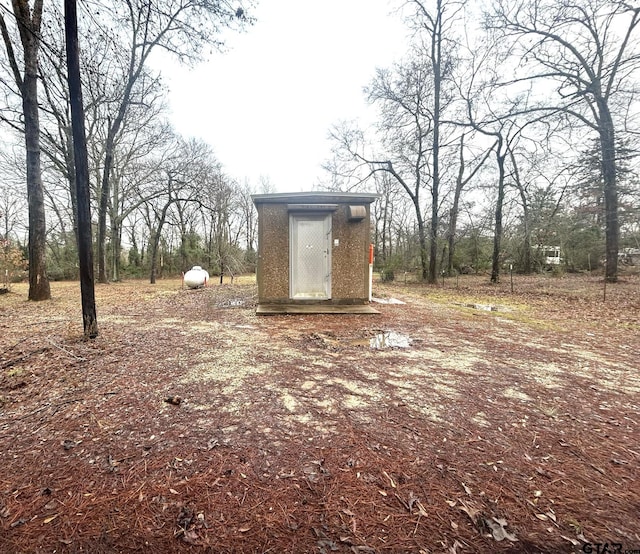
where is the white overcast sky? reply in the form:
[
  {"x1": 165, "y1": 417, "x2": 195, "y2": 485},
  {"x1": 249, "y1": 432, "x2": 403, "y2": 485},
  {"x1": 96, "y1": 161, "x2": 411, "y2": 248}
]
[{"x1": 159, "y1": 0, "x2": 409, "y2": 193}]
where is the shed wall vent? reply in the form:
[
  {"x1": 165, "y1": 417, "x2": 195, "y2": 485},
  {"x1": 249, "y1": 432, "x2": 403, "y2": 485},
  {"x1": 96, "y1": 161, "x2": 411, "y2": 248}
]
[{"x1": 347, "y1": 205, "x2": 366, "y2": 221}]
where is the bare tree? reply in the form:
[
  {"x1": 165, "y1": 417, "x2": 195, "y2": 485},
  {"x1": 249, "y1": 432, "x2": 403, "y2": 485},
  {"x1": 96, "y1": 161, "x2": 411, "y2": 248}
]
[
  {"x1": 198, "y1": 170, "x2": 246, "y2": 282},
  {"x1": 1, "y1": 0, "x2": 50, "y2": 300},
  {"x1": 33, "y1": 10, "x2": 170, "y2": 284},
  {"x1": 328, "y1": 0, "x2": 463, "y2": 282},
  {"x1": 371, "y1": 171, "x2": 404, "y2": 268},
  {"x1": 0, "y1": 150, "x2": 26, "y2": 243},
  {"x1": 237, "y1": 180, "x2": 257, "y2": 254},
  {"x1": 507, "y1": 138, "x2": 572, "y2": 273},
  {"x1": 460, "y1": 70, "x2": 526, "y2": 282},
  {"x1": 166, "y1": 140, "x2": 219, "y2": 272},
  {"x1": 108, "y1": 114, "x2": 171, "y2": 281},
  {"x1": 407, "y1": 0, "x2": 465, "y2": 282},
  {"x1": 323, "y1": 143, "x2": 413, "y2": 272},
  {"x1": 486, "y1": 0, "x2": 640, "y2": 282},
  {"x1": 338, "y1": 60, "x2": 435, "y2": 280},
  {"x1": 134, "y1": 136, "x2": 215, "y2": 283},
  {"x1": 92, "y1": 0, "x2": 251, "y2": 283},
  {"x1": 445, "y1": 132, "x2": 494, "y2": 274}
]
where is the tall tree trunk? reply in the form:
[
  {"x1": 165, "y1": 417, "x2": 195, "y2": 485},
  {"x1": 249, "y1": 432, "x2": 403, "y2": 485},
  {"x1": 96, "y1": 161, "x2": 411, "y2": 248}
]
[
  {"x1": 447, "y1": 139, "x2": 465, "y2": 276},
  {"x1": 414, "y1": 197, "x2": 428, "y2": 281},
  {"x1": 109, "y1": 171, "x2": 122, "y2": 282},
  {"x1": 509, "y1": 148, "x2": 532, "y2": 273},
  {"x1": 447, "y1": 135, "x2": 493, "y2": 275},
  {"x1": 428, "y1": 191, "x2": 438, "y2": 283},
  {"x1": 148, "y1": 239, "x2": 157, "y2": 284},
  {"x1": 97, "y1": 73, "x2": 137, "y2": 283},
  {"x1": 65, "y1": 0, "x2": 98, "y2": 337},
  {"x1": 598, "y1": 103, "x2": 618, "y2": 283},
  {"x1": 446, "y1": 204, "x2": 459, "y2": 276},
  {"x1": 515, "y1": 177, "x2": 532, "y2": 274},
  {"x1": 521, "y1": 200, "x2": 532, "y2": 273},
  {"x1": 427, "y1": 0, "x2": 443, "y2": 284},
  {"x1": 110, "y1": 216, "x2": 121, "y2": 281},
  {"x1": 177, "y1": 203, "x2": 189, "y2": 270},
  {"x1": 148, "y1": 230, "x2": 160, "y2": 285},
  {"x1": 10, "y1": 0, "x2": 50, "y2": 301},
  {"x1": 97, "y1": 125, "x2": 115, "y2": 283},
  {"x1": 491, "y1": 150, "x2": 507, "y2": 283}
]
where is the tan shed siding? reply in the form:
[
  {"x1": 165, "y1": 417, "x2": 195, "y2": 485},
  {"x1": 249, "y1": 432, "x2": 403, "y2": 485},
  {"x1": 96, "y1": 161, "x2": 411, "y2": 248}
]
[
  {"x1": 331, "y1": 204, "x2": 369, "y2": 301},
  {"x1": 257, "y1": 204, "x2": 289, "y2": 302},
  {"x1": 253, "y1": 192, "x2": 377, "y2": 306}
]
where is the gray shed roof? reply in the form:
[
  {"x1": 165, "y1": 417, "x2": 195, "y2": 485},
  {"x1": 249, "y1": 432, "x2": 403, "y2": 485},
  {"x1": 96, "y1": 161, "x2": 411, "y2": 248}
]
[{"x1": 252, "y1": 191, "x2": 379, "y2": 205}]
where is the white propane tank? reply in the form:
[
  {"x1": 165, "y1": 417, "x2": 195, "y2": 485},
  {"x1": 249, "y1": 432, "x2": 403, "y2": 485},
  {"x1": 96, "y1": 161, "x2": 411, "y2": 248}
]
[{"x1": 183, "y1": 265, "x2": 209, "y2": 289}]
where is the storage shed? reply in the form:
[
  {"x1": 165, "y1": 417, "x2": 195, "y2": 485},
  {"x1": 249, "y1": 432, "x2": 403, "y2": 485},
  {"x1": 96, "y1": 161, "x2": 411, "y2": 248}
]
[{"x1": 252, "y1": 192, "x2": 379, "y2": 314}]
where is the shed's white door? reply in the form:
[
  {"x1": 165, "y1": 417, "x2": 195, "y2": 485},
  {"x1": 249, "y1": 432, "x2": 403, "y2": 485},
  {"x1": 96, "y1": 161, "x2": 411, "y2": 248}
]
[{"x1": 290, "y1": 214, "x2": 331, "y2": 299}]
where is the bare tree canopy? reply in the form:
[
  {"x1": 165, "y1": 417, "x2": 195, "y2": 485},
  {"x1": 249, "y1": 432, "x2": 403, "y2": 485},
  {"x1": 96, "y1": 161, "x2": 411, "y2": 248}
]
[
  {"x1": 91, "y1": 0, "x2": 252, "y2": 283},
  {"x1": 485, "y1": 0, "x2": 640, "y2": 281},
  {"x1": 1, "y1": 0, "x2": 51, "y2": 300}
]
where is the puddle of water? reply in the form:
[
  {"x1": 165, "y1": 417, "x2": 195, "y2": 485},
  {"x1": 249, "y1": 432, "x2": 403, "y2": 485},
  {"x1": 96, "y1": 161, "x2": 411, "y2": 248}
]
[
  {"x1": 339, "y1": 331, "x2": 413, "y2": 349},
  {"x1": 369, "y1": 331, "x2": 411, "y2": 349}
]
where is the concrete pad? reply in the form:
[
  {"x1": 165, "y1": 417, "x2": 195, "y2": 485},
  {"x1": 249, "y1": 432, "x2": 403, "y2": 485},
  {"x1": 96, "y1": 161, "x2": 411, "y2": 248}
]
[{"x1": 256, "y1": 304, "x2": 380, "y2": 315}]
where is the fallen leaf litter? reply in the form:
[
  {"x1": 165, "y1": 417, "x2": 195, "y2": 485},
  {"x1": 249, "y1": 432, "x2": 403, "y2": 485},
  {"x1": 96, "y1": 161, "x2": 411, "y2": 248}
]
[{"x1": 0, "y1": 275, "x2": 638, "y2": 552}]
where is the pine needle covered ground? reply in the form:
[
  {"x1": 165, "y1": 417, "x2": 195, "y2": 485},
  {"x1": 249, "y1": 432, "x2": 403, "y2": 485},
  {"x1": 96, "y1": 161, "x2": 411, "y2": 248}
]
[{"x1": 1, "y1": 274, "x2": 638, "y2": 553}]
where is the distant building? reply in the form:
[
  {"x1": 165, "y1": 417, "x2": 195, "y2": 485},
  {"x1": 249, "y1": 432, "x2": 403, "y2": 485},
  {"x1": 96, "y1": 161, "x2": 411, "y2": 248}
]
[
  {"x1": 539, "y1": 245, "x2": 563, "y2": 267},
  {"x1": 620, "y1": 248, "x2": 640, "y2": 265}
]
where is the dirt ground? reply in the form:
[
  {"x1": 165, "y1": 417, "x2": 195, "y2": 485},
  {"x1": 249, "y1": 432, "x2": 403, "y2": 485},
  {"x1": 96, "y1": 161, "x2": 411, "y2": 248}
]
[{"x1": 0, "y1": 273, "x2": 638, "y2": 554}]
